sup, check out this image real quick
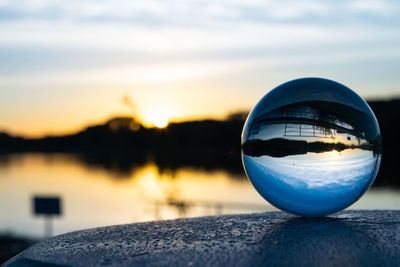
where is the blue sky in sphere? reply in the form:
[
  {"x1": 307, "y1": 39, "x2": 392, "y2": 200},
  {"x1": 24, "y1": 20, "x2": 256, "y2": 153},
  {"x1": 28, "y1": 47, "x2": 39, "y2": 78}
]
[{"x1": 243, "y1": 149, "x2": 376, "y2": 216}]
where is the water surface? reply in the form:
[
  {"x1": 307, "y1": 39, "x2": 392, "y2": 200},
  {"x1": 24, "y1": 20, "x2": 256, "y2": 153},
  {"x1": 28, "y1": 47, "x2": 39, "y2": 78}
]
[{"x1": 0, "y1": 153, "x2": 398, "y2": 238}]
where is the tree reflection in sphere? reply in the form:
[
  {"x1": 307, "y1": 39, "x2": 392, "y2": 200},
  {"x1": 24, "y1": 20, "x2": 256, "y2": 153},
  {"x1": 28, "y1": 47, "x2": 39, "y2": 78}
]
[{"x1": 242, "y1": 78, "x2": 382, "y2": 217}]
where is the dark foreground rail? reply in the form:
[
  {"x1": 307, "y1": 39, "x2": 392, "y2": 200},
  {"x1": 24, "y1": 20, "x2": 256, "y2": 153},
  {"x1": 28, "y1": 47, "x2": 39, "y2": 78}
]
[{"x1": 5, "y1": 210, "x2": 400, "y2": 267}]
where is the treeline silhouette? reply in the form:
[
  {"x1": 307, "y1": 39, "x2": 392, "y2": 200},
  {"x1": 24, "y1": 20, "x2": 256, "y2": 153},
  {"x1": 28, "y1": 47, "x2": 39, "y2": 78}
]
[
  {"x1": 242, "y1": 138, "x2": 374, "y2": 158},
  {"x1": 0, "y1": 99, "x2": 399, "y2": 187},
  {"x1": 0, "y1": 116, "x2": 246, "y2": 174}
]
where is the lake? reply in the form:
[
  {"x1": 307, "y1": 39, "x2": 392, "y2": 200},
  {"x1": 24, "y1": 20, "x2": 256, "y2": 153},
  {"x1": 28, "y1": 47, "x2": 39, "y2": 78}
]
[{"x1": 0, "y1": 153, "x2": 399, "y2": 239}]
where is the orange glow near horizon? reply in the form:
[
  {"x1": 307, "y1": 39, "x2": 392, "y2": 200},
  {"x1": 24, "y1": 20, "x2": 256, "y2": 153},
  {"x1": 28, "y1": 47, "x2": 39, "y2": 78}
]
[
  {"x1": 0, "y1": 79, "x2": 256, "y2": 138},
  {"x1": 0, "y1": 112, "x2": 221, "y2": 138},
  {"x1": 143, "y1": 108, "x2": 171, "y2": 129},
  {"x1": 148, "y1": 114, "x2": 169, "y2": 128}
]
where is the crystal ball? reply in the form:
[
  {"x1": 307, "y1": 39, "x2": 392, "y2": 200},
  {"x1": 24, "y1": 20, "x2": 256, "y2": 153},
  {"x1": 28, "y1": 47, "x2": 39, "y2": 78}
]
[{"x1": 242, "y1": 78, "x2": 382, "y2": 217}]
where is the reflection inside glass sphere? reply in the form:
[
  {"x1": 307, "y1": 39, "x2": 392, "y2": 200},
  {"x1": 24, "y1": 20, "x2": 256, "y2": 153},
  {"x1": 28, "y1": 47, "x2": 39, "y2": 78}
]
[{"x1": 242, "y1": 78, "x2": 382, "y2": 217}]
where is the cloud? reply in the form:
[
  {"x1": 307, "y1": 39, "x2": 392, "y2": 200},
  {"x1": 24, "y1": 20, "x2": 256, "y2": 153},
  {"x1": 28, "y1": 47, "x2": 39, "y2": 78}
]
[
  {"x1": 1, "y1": 0, "x2": 399, "y2": 25},
  {"x1": 348, "y1": 0, "x2": 398, "y2": 15},
  {"x1": 251, "y1": 149, "x2": 375, "y2": 188},
  {"x1": 0, "y1": 0, "x2": 399, "y2": 95}
]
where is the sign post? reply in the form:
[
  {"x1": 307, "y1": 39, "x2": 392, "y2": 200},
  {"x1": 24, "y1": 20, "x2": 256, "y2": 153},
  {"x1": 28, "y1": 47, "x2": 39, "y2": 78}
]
[{"x1": 33, "y1": 196, "x2": 62, "y2": 238}]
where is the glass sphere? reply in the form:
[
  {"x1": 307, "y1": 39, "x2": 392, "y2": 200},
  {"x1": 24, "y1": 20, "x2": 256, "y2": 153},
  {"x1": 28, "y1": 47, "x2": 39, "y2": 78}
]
[{"x1": 242, "y1": 78, "x2": 382, "y2": 217}]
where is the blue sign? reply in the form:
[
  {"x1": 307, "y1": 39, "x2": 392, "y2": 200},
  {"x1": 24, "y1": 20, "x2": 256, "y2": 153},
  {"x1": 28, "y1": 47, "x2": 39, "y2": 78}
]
[{"x1": 33, "y1": 196, "x2": 61, "y2": 216}]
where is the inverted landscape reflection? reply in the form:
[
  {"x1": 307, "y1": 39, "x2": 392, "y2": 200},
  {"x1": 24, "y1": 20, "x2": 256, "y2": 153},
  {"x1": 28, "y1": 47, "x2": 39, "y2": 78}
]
[{"x1": 242, "y1": 78, "x2": 382, "y2": 216}]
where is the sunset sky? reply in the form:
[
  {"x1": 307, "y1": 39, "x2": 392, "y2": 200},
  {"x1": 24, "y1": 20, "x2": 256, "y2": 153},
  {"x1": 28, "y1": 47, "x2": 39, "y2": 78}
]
[{"x1": 1, "y1": 0, "x2": 400, "y2": 137}]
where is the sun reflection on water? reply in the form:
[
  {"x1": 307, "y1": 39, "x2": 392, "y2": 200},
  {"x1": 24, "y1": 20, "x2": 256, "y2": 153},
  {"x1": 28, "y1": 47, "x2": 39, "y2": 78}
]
[
  {"x1": 0, "y1": 152, "x2": 397, "y2": 239},
  {"x1": 0, "y1": 153, "x2": 269, "y2": 238}
]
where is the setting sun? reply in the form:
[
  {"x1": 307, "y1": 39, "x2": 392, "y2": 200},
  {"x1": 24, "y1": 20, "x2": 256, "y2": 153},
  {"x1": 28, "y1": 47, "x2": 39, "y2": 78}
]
[
  {"x1": 145, "y1": 110, "x2": 169, "y2": 128},
  {"x1": 153, "y1": 116, "x2": 168, "y2": 128}
]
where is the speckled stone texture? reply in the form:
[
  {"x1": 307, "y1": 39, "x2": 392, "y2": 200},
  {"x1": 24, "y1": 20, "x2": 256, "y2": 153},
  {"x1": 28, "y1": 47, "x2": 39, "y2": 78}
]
[{"x1": 4, "y1": 210, "x2": 400, "y2": 267}]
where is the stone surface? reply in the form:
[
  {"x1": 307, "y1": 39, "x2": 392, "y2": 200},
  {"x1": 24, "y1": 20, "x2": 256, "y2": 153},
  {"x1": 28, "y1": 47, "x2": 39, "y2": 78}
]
[{"x1": 4, "y1": 210, "x2": 400, "y2": 267}]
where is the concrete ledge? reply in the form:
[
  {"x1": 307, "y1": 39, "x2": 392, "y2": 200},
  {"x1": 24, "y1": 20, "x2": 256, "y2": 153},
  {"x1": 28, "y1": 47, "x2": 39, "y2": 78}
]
[{"x1": 4, "y1": 210, "x2": 400, "y2": 267}]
